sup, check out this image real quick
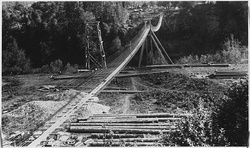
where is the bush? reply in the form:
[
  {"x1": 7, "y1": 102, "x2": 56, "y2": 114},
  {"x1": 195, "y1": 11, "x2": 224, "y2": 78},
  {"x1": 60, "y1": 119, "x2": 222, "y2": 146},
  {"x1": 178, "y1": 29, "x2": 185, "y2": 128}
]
[
  {"x1": 213, "y1": 77, "x2": 248, "y2": 146},
  {"x1": 2, "y1": 38, "x2": 31, "y2": 75},
  {"x1": 40, "y1": 61, "x2": 78, "y2": 74},
  {"x1": 177, "y1": 34, "x2": 248, "y2": 64},
  {"x1": 222, "y1": 34, "x2": 248, "y2": 64},
  {"x1": 63, "y1": 63, "x2": 78, "y2": 74},
  {"x1": 50, "y1": 59, "x2": 63, "y2": 73},
  {"x1": 162, "y1": 100, "x2": 229, "y2": 146},
  {"x1": 40, "y1": 64, "x2": 51, "y2": 73}
]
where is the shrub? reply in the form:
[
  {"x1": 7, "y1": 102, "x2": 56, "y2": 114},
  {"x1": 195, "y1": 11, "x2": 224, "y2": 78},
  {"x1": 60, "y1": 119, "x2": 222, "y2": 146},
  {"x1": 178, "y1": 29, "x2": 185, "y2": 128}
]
[
  {"x1": 213, "y1": 77, "x2": 248, "y2": 146},
  {"x1": 63, "y1": 63, "x2": 78, "y2": 74},
  {"x1": 177, "y1": 34, "x2": 248, "y2": 64},
  {"x1": 162, "y1": 100, "x2": 229, "y2": 146},
  {"x1": 50, "y1": 59, "x2": 63, "y2": 73},
  {"x1": 41, "y1": 64, "x2": 51, "y2": 73},
  {"x1": 2, "y1": 38, "x2": 31, "y2": 75},
  {"x1": 221, "y1": 34, "x2": 247, "y2": 64}
]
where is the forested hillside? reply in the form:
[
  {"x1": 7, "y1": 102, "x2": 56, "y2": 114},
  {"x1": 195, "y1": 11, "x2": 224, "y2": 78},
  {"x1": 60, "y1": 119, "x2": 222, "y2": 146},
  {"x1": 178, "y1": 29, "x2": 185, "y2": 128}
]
[
  {"x1": 2, "y1": 1, "x2": 248, "y2": 75},
  {"x1": 156, "y1": 1, "x2": 248, "y2": 63}
]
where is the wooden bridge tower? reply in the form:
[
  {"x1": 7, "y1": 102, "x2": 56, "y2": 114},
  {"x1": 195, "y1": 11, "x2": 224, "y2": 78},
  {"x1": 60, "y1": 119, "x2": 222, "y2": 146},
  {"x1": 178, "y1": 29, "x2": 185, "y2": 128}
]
[
  {"x1": 85, "y1": 21, "x2": 107, "y2": 70},
  {"x1": 138, "y1": 18, "x2": 173, "y2": 67}
]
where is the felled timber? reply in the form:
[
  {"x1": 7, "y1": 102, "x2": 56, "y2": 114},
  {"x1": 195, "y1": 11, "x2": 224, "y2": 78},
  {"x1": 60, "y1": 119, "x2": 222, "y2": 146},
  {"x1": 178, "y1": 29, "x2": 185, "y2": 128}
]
[
  {"x1": 77, "y1": 117, "x2": 181, "y2": 123},
  {"x1": 115, "y1": 71, "x2": 169, "y2": 78},
  {"x1": 100, "y1": 90, "x2": 147, "y2": 93},
  {"x1": 52, "y1": 74, "x2": 89, "y2": 80},
  {"x1": 93, "y1": 138, "x2": 159, "y2": 143},
  {"x1": 67, "y1": 127, "x2": 173, "y2": 134},
  {"x1": 92, "y1": 113, "x2": 191, "y2": 118},
  {"x1": 144, "y1": 64, "x2": 230, "y2": 69},
  {"x1": 68, "y1": 125, "x2": 174, "y2": 130},
  {"x1": 89, "y1": 141, "x2": 160, "y2": 147},
  {"x1": 183, "y1": 64, "x2": 230, "y2": 67},
  {"x1": 70, "y1": 123, "x2": 171, "y2": 126},
  {"x1": 208, "y1": 71, "x2": 248, "y2": 79},
  {"x1": 90, "y1": 134, "x2": 144, "y2": 139},
  {"x1": 144, "y1": 65, "x2": 183, "y2": 69}
]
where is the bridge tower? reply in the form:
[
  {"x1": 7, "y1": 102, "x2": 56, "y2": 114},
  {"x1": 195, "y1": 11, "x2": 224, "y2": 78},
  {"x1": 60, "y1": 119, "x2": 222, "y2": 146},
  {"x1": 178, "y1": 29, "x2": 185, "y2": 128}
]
[
  {"x1": 85, "y1": 21, "x2": 107, "y2": 70},
  {"x1": 138, "y1": 18, "x2": 173, "y2": 67}
]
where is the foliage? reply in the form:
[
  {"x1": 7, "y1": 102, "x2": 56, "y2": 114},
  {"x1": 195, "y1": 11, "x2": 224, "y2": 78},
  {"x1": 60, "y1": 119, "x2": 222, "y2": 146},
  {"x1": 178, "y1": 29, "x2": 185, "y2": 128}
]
[
  {"x1": 162, "y1": 101, "x2": 229, "y2": 146},
  {"x1": 156, "y1": 1, "x2": 248, "y2": 61},
  {"x1": 141, "y1": 72, "x2": 227, "y2": 93},
  {"x1": 213, "y1": 77, "x2": 248, "y2": 146},
  {"x1": 49, "y1": 59, "x2": 63, "y2": 73},
  {"x1": 135, "y1": 89, "x2": 227, "y2": 114},
  {"x1": 2, "y1": 1, "x2": 133, "y2": 70},
  {"x1": 177, "y1": 34, "x2": 248, "y2": 64},
  {"x1": 40, "y1": 59, "x2": 79, "y2": 74},
  {"x1": 2, "y1": 38, "x2": 31, "y2": 75},
  {"x1": 63, "y1": 63, "x2": 78, "y2": 74},
  {"x1": 221, "y1": 34, "x2": 248, "y2": 64}
]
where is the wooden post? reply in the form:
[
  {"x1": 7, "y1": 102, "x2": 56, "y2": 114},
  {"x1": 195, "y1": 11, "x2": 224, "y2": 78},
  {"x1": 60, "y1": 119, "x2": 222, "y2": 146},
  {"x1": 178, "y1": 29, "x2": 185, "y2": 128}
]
[
  {"x1": 151, "y1": 31, "x2": 174, "y2": 64},
  {"x1": 145, "y1": 35, "x2": 148, "y2": 65},
  {"x1": 150, "y1": 31, "x2": 167, "y2": 64},
  {"x1": 138, "y1": 41, "x2": 145, "y2": 67}
]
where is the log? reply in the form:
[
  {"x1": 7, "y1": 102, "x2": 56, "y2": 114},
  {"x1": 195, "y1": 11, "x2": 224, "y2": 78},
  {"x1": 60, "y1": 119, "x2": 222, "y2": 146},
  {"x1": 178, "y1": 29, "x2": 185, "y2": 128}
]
[
  {"x1": 68, "y1": 127, "x2": 173, "y2": 134},
  {"x1": 70, "y1": 123, "x2": 172, "y2": 126},
  {"x1": 215, "y1": 71, "x2": 247, "y2": 75},
  {"x1": 52, "y1": 74, "x2": 88, "y2": 80},
  {"x1": 145, "y1": 65, "x2": 183, "y2": 69},
  {"x1": 100, "y1": 90, "x2": 147, "y2": 93},
  {"x1": 89, "y1": 141, "x2": 161, "y2": 147},
  {"x1": 92, "y1": 113, "x2": 191, "y2": 118},
  {"x1": 183, "y1": 64, "x2": 230, "y2": 67},
  {"x1": 93, "y1": 138, "x2": 159, "y2": 143},
  {"x1": 77, "y1": 117, "x2": 181, "y2": 123},
  {"x1": 90, "y1": 133, "x2": 144, "y2": 139},
  {"x1": 115, "y1": 71, "x2": 169, "y2": 78},
  {"x1": 68, "y1": 125, "x2": 175, "y2": 130}
]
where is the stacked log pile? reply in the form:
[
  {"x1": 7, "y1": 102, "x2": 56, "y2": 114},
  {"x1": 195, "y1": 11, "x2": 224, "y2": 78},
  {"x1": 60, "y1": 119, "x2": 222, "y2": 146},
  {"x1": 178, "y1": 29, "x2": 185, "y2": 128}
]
[{"x1": 66, "y1": 113, "x2": 191, "y2": 147}]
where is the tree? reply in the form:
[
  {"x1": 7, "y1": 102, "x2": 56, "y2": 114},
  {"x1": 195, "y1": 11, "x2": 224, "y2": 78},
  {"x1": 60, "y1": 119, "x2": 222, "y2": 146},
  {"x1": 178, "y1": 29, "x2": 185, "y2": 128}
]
[
  {"x1": 213, "y1": 77, "x2": 248, "y2": 146},
  {"x1": 2, "y1": 38, "x2": 31, "y2": 74}
]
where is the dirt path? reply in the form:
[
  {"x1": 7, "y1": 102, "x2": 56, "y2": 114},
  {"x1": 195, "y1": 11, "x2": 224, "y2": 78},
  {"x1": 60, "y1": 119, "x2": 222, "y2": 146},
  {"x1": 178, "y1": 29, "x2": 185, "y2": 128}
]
[
  {"x1": 120, "y1": 78, "x2": 138, "y2": 114},
  {"x1": 121, "y1": 95, "x2": 131, "y2": 114}
]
